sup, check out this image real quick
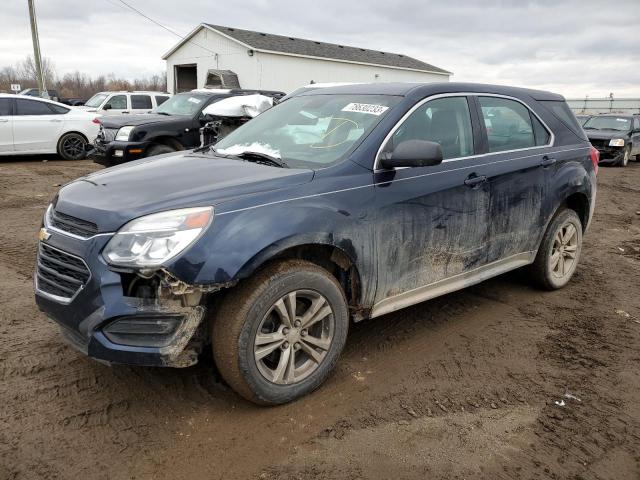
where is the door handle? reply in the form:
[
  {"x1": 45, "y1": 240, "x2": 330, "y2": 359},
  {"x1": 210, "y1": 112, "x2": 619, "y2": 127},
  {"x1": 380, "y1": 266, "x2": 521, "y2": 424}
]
[
  {"x1": 49, "y1": 119, "x2": 62, "y2": 123},
  {"x1": 464, "y1": 174, "x2": 487, "y2": 187},
  {"x1": 122, "y1": 111, "x2": 130, "y2": 114},
  {"x1": 540, "y1": 156, "x2": 556, "y2": 168}
]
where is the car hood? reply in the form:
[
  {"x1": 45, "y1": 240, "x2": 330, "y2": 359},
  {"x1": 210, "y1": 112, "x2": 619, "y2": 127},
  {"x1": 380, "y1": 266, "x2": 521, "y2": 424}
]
[
  {"x1": 585, "y1": 130, "x2": 630, "y2": 140},
  {"x1": 100, "y1": 114, "x2": 178, "y2": 128},
  {"x1": 54, "y1": 152, "x2": 314, "y2": 232}
]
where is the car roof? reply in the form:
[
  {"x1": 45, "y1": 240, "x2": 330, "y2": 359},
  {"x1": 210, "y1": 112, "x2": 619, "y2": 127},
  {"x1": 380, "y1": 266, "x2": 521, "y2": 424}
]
[{"x1": 296, "y1": 82, "x2": 564, "y2": 101}]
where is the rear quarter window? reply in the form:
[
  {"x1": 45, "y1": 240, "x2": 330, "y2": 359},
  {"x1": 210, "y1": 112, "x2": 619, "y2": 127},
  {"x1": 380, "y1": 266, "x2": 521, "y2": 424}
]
[{"x1": 539, "y1": 100, "x2": 587, "y2": 140}]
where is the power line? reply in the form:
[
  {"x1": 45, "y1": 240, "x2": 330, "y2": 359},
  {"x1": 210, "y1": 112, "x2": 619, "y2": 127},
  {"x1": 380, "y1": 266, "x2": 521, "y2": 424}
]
[{"x1": 106, "y1": 0, "x2": 219, "y2": 56}]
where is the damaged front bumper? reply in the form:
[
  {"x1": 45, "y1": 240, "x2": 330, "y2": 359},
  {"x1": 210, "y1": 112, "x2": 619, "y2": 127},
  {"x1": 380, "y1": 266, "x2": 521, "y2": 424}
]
[{"x1": 35, "y1": 231, "x2": 209, "y2": 368}]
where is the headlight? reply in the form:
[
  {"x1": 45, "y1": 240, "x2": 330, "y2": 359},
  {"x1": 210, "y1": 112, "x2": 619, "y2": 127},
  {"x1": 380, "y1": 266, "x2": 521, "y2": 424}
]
[
  {"x1": 115, "y1": 126, "x2": 135, "y2": 141},
  {"x1": 103, "y1": 207, "x2": 213, "y2": 268},
  {"x1": 609, "y1": 138, "x2": 625, "y2": 147}
]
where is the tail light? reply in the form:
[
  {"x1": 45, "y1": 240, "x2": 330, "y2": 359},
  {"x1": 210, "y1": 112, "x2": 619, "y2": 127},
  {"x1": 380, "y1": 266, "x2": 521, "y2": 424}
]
[
  {"x1": 589, "y1": 145, "x2": 599, "y2": 175},
  {"x1": 92, "y1": 117, "x2": 101, "y2": 124}
]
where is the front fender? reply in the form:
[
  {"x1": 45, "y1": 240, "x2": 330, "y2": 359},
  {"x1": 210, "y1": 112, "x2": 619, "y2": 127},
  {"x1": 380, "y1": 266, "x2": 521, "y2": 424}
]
[{"x1": 165, "y1": 180, "x2": 377, "y2": 306}]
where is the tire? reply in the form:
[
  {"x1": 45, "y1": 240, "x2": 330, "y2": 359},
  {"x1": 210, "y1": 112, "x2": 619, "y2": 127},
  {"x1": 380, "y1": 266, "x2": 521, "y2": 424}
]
[
  {"x1": 635, "y1": 154, "x2": 640, "y2": 162},
  {"x1": 212, "y1": 260, "x2": 349, "y2": 405},
  {"x1": 145, "y1": 144, "x2": 176, "y2": 157},
  {"x1": 529, "y1": 208, "x2": 583, "y2": 290},
  {"x1": 57, "y1": 132, "x2": 87, "y2": 160},
  {"x1": 616, "y1": 145, "x2": 631, "y2": 167}
]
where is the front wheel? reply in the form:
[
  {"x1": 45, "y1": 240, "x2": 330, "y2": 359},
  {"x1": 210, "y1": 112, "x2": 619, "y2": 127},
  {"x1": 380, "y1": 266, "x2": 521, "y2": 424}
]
[
  {"x1": 57, "y1": 132, "x2": 88, "y2": 160},
  {"x1": 616, "y1": 145, "x2": 631, "y2": 167},
  {"x1": 212, "y1": 260, "x2": 349, "y2": 405},
  {"x1": 529, "y1": 208, "x2": 583, "y2": 290}
]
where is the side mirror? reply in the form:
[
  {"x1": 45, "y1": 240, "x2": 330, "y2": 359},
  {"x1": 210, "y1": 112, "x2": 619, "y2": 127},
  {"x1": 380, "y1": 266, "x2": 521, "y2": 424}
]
[
  {"x1": 379, "y1": 140, "x2": 443, "y2": 169},
  {"x1": 103, "y1": 103, "x2": 112, "y2": 111}
]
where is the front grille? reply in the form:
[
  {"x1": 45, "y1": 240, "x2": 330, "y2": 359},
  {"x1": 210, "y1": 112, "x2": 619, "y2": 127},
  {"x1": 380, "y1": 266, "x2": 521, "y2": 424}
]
[
  {"x1": 49, "y1": 208, "x2": 98, "y2": 238},
  {"x1": 36, "y1": 243, "x2": 91, "y2": 302},
  {"x1": 589, "y1": 139, "x2": 609, "y2": 149}
]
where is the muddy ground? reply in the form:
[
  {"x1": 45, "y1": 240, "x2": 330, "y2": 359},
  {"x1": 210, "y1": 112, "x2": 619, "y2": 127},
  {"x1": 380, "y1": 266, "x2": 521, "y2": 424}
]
[{"x1": 0, "y1": 156, "x2": 639, "y2": 480}]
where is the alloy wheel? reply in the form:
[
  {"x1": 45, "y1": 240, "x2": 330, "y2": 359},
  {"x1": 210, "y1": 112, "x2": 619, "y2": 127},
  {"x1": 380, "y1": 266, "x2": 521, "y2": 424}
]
[
  {"x1": 550, "y1": 222, "x2": 579, "y2": 279},
  {"x1": 254, "y1": 289, "x2": 334, "y2": 385},
  {"x1": 62, "y1": 135, "x2": 86, "y2": 159}
]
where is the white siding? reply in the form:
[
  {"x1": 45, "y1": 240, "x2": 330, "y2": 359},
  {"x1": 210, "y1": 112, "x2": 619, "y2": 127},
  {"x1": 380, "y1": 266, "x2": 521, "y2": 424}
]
[
  {"x1": 165, "y1": 27, "x2": 450, "y2": 94},
  {"x1": 253, "y1": 51, "x2": 447, "y2": 92}
]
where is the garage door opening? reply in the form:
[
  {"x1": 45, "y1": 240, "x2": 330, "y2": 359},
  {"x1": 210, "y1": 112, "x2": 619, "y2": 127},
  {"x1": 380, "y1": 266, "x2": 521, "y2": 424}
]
[{"x1": 175, "y1": 64, "x2": 197, "y2": 93}]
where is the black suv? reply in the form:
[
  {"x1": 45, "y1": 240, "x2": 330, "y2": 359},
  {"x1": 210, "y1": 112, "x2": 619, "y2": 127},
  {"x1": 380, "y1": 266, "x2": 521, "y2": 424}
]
[
  {"x1": 583, "y1": 114, "x2": 640, "y2": 167},
  {"x1": 91, "y1": 89, "x2": 284, "y2": 165},
  {"x1": 36, "y1": 82, "x2": 597, "y2": 405}
]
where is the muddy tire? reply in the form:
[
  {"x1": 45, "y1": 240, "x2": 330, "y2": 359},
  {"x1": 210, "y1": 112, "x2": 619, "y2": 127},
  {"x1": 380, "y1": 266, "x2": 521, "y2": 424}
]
[
  {"x1": 212, "y1": 260, "x2": 349, "y2": 405},
  {"x1": 145, "y1": 144, "x2": 176, "y2": 157},
  {"x1": 57, "y1": 132, "x2": 87, "y2": 160},
  {"x1": 530, "y1": 208, "x2": 583, "y2": 290}
]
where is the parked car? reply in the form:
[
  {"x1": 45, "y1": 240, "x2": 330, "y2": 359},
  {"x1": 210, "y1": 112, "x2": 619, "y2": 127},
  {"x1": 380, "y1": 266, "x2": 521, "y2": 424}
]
[
  {"x1": 0, "y1": 93, "x2": 99, "y2": 159},
  {"x1": 90, "y1": 89, "x2": 285, "y2": 166},
  {"x1": 77, "y1": 91, "x2": 170, "y2": 116},
  {"x1": 35, "y1": 82, "x2": 597, "y2": 404},
  {"x1": 20, "y1": 88, "x2": 59, "y2": 102},
  {"x1": 575, "y1": 114, "x2": 591, "y2": 126},
  {"x1": 583, "y1": 114, "x2": 640, "y2": 167}
]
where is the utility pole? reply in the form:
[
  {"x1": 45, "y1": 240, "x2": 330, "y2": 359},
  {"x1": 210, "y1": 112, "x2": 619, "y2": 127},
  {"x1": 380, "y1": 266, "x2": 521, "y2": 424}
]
[{"x1": 27, "y1": 0, "x2": 49, "y2": 99}]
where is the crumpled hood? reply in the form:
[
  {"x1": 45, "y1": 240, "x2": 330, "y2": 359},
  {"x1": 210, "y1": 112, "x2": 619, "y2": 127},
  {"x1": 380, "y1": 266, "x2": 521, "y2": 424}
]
[{"x1": 54, "y1": 152, "x2": 314, "y2": 232}]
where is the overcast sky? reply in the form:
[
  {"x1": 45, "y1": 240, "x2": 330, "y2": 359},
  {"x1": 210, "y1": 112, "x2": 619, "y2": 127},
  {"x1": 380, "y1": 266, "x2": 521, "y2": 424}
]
[{"x1": 1, "y1": 0, "x2": 638, "y2": 98}]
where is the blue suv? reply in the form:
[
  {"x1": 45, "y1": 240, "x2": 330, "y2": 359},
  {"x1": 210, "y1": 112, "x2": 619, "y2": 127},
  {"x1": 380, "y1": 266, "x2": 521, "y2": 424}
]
[{"x1": 35, "y1": 82, "x2": 598, "y2": 404}]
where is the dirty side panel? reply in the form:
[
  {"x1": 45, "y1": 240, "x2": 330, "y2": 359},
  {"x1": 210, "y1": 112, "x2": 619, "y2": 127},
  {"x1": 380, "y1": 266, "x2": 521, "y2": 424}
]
[{"x1": 373, "y1": 159, "x2": 491, "y2": 303}]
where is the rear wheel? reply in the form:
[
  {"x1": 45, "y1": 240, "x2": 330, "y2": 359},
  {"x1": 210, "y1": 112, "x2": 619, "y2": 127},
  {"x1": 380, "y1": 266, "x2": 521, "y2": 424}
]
[
  {"x1": 529, "y1": 208, "x2": 583, "y2": 290},
  {"x1": 212, "y1": 260, "x2": 349, "y2": 405},
  {"x1": 57, "y1": 133, "x2": 87, "y2": 160},
  {"x1": 145, "y1": 144, "x2": 176, "y2": 157}
]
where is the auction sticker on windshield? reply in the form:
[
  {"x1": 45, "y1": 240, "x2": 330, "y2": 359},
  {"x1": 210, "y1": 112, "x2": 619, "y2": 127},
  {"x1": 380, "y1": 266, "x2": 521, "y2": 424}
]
[
  {"x1": 188, "y1": 97, "x2": 202, "y2": 104},
  {"x1": 342, "y1": 103, "x2": 389, "y2": 116}
]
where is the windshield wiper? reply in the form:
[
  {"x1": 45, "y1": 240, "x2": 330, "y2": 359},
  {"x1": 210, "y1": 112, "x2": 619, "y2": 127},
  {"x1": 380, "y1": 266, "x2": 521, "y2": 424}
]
[
  {"x1": 234, "y1": 151, "x2": 289, "y2": 168},
  {"x1": 155, "y1": 112, "x2": 171, "y2": 116}
]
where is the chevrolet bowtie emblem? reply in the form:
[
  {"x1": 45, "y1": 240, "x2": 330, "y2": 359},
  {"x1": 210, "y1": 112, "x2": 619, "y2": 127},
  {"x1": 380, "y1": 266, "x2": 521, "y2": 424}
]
[{"x1": 38, "y1": 228, "x2": 51, "y2": 242}]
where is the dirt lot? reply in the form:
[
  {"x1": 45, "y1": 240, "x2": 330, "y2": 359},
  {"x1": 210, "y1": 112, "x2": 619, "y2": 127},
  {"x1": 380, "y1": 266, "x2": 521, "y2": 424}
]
[{"x1": 0, "y1": 157, "x2": 639, "y2": 480}]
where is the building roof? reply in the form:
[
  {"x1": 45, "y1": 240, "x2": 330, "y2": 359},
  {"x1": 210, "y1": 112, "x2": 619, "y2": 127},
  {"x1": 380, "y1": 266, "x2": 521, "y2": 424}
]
[{"x1": 163, "y1": 24, "x2": 450, "y2": 76}]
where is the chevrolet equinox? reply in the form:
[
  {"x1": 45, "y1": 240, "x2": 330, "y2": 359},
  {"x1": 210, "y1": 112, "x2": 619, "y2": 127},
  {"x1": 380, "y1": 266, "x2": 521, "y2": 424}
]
[{"x1": 35, "y1": 82, "x2": 598, "y2": 405}]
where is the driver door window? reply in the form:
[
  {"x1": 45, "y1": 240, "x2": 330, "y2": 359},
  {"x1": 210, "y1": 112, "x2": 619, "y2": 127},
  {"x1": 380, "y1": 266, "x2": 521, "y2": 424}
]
[
  {"x1": 387, "y1": 96, "x2": 474, "y2": 160},
  {"x1": 105, "y1": 95, "x2": 128, "y2": 114}
]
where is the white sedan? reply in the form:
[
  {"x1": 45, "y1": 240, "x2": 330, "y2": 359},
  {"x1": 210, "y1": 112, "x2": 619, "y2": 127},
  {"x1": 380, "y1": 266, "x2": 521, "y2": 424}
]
[{"x1": 0, "y1": 93, "x2": 100, "y2": 160}]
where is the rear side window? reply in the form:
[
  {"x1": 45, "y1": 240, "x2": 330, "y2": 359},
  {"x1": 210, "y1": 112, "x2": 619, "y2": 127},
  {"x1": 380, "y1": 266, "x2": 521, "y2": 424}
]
[
  {"x1": 132, "y1": 95, "x2": 152, "y2": 109},
  {"x1": 479, "y1": 97, "x2": 535, "y2": 152},
  {"x1": 389, "y1": 96, "x2": 474, "y2": 160},
  {"x1": 155, "y1": 95, "x2": 170, "y2": 106},
  {"x1": 48, "y1": 104, "x2": 69, "y2": 114},
  {"x1": 16, "y1": 99, "x2": 54, "y2": 115},
  {"x1": 0, "y1": 98, "x2": 12, "y2": 116},
  {"x1": 539, "y1": 100, "x2": 587, "y2": 140},
  {"x1": 531, "y1": 114, "x2": 551, "y2": 146}
]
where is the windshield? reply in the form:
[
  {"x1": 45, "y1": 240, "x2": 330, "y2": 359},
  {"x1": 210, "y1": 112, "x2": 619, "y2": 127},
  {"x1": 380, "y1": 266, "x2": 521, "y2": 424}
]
[
  {"x1": 213, "y1": 94, "x2": 400, "y2": 168},
  {"x1": 153, "y1": 94, "x2": 209, "y2": 116},
  {"x1": 583, "y1": 116, "x2": 631, "y2": 132},
  {"x1": 85, "y1": 93, "x2": 109, "y2": 108}
]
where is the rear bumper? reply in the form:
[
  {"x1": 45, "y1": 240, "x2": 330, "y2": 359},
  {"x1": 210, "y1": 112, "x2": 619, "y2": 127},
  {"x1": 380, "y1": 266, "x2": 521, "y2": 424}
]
[
  {"x1": 90, "y1": 140, "x2": 149, "y2": 166},
  {"x1": 34, "y1": 231, "x2": 206, "y2": 368}
]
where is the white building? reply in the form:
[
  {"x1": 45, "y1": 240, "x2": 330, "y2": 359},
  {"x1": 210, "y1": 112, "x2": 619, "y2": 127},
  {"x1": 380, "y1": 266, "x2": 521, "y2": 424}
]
[{"x1": 162, "y1": 24, "x2": 451, "y2": 94}]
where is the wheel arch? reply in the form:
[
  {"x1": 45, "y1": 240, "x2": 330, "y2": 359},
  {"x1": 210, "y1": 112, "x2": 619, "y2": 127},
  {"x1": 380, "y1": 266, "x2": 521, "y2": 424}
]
[
  {"x1": 147, "y1": 135, "x2": 184, "y2": 152},
  {"x1": 236, "y1": 240, "x2": 366, "y2": 321}
]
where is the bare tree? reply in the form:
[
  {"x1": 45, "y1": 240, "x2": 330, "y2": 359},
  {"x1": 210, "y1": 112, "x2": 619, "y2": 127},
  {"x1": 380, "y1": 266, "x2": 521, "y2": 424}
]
[{"x1": 0, "y1": 55, "x2": 167, "y2": 98}]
